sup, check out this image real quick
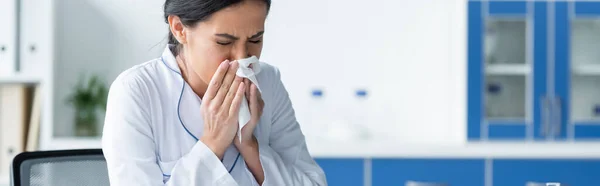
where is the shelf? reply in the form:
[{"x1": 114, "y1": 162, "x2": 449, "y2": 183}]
[
  {"x1": 572, "y1": 64, "x2": 600, "y2": 76},
  {"x1": 486, "y1": 118, "x2": 527, "y2": 124},
  {"x1": 306, "y1": 139, "x2": 600, "y2": 158},
  {"x1": 486, "y1": 64, "x2": 531, "y2": 75},
  {"x1": 36, "y1": 137, "x2": 600, "y2": 158},
  {"x1": 573, "y1": 120, "x2": 600, "y2": 125},
  {"x1": 43, "y1": 137, "x2": 102, "y2": 150},
  {"x1": 0, "y1": 75, "x2": 41, "y2": 84}
]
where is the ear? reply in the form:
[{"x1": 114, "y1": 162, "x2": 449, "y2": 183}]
[{"x1": 168, "y1": 15, "x2": 187, "y2": 44}]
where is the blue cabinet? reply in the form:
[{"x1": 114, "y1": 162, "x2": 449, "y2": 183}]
[
  {"x1": 556, "y1": 1, "x2": 600, "y2": 139},
  {"x1": 468, "y1": 0, "x2": 548, "y2": 140},
  {"x1": 468, "y1": 0, "x2": 600, "y2": 141},
  {"x1": 315, "y1": 157, "x2": 600, "y2": 186},
  {"x1": 493, "y1": 159, "x2": 600, "y2": 186},
  {"x1": 314, "y1": 158, "x2": 364, "y2": 186},
  {"x1": 371, "y1": 158, "x2": 485, "y2": 186}
]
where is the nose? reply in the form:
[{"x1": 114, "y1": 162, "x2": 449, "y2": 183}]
[{"x1": 231, "y1": 46, "x2": 250, "y2": 61}]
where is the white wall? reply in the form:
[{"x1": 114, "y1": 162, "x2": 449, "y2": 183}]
[
  {"x1": 54, "y1": 0, "x2": 467, "y2": 145},
  {"x1": 262, "y1": 0, "x2": 467, "y2": 144},
  {"x1": 54, "y1": 0, "x2": 167, "y2": 136}
]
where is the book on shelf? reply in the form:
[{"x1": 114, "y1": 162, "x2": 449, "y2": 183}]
[
  {"x1": 0, "y1": 85, "x2": 27, "y2": 177},
  {"x1": 26, "y1": 86, "x2": 41, "y2": 152},
  {"x1": 0, "y1": 84, "x2": 41, "y2": 177}
]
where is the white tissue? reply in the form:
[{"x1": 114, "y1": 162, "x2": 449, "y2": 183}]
[{"x1": 235, "y1": 56, "x2": 262, "y2": 142}]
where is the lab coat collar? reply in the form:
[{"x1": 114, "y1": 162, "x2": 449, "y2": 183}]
[{"x1": 161, "y1": 45, "x2": 181, "y2": 74}]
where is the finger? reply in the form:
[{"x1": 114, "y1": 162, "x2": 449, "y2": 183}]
[
  {"x1": 212, "y1": 61, "x2": 239, "y2": 105},
  {"x1": 204, "y1": 60, "x2": 229, "y2": 100},
  {"x1": 250, "y1": 82, "x2": 263, "y2": 108},
  {"x1": 244, "y1": 79, "x2": 251, "y2": 100},
  {"x1": 249, "y1": 84, "x2": 259, "y2": 116},
  {"x1": 222, "y1": 76, "x2": 243, "y2": 108},
  {"x1": 254, "y1": 84, "x2": 263, "y2": 100},
  {"x1": 229, "y1": 82, "x2": 246, "y2": 115}
]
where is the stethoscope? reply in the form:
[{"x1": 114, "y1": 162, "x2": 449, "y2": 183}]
[{"x1": 160, "y1": 56, "x2": 241, "y2": 177}]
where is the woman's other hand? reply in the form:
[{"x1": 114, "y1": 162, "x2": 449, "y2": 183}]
[
  {"x1": 233, "y1": 79, "x2": 266, "y2": 184},
  {"x1": 234, "y1": 79, "x2": 264, "y2": 149},
  {"x1": 200, "y1": 60, "x2": 245, "y2": 160}
]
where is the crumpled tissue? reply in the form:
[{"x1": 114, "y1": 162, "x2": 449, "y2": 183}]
[{"x1": 235, "y1": 56, "x2": 262, "y2": 142}]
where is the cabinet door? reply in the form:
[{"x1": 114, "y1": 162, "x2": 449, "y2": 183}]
[
  {"x1": 314, "y1": 158, "x2": 364, "y2": 186},
  {"x1": 19, "y1": 0, "x2": 53, "y2": 79},
  {"x1": 493, "y1": 159, "x2": 600, "y2": 186},
  {"x1": 371, "y1": 158, "x2": 485, "y2": 186},
  {"x1": 0, "y1": 0, "x2": 17, "y2": 77},
  {"x1": 557, "y1": 1, "x2": 600, "y2": 140},
  {"x1": 468, "y1": 1, "x2": 548, "y2": 140}
]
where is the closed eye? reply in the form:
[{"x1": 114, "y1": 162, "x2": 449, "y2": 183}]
[
  {"x1": 248, "y1": 31, "x2": 264, "y2": 44},
  {"x1": 217, "y1": 41, "x2": 232, "y2": 45}
]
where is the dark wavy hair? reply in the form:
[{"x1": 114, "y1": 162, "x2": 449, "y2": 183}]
[{"x1": 164, "y1": 0, "x2": 271, "y2": 54}]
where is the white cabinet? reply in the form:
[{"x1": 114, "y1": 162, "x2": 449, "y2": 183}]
[
  {"x1": 0, "y1": 0, "x2": 17, "y2": 77},
  {"x1": 0, "y1": 0, "x2": 55, "y2": 152},
  {"x1": 18, "y1": 0, "x2": 55, "y2": 151},
  {"x1": 19, "y1": 0, "x2": 53, "y2": 80}
]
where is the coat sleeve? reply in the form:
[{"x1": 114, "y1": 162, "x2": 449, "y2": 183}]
[
  {"x1": 247, "y1": 67, "x2": 327, "y2": 186},
  {"x1": 102, "y1": 73, "x2": 238, "y2": 186}
]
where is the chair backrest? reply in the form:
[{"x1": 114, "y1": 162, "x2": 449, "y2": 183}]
[{"x1": 11, "y1": 149, "x2": 108, "y2": 186}]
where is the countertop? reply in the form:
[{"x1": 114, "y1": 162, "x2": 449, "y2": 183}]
[{"x1": 306, "y1": 139, "x2": 600, "y2": 158}]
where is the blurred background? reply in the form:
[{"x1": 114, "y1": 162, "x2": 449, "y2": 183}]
[{"x1": 1, "y1": 0, "x2": 600, "y2": 185}]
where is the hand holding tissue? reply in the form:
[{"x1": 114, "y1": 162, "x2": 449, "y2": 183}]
[{"x1": 235, "y1": 56, "x2": 262, "y2": 143}]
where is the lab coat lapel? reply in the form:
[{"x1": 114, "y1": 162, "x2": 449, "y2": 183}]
[
  {"x1": 161, "y1": 46, "x2": 203, "y2": 145},
  {"x1": 177, "y1": 85, "x2": 204, "y2": 141}
]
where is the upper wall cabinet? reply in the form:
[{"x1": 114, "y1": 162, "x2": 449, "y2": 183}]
[
  {"x1": 19, "y1": 0, "x2": 53, "y2": 80},
  {"x1": 0, "y1": 0, "x2": 17, "y2": 77},
  {"x1": 557, "y1": 1, "x2": 600, "y2": 139},
  {"x1": 468, "y1": 1, "x2": 600, "y2": 141},
  {"x1": 468, "y1": 1, "x2": 548, "y2": 141}
]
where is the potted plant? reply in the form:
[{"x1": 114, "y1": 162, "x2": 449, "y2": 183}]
[{"x1": 66, "y1": 74, "x2": 108, "y2": 137}]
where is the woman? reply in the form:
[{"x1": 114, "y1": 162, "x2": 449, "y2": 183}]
[{"x1": 101, "y1": 0, "x2": 327, "y2": 185}]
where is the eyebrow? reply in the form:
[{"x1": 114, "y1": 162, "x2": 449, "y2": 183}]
[
  {"x1": 249, "y1": 31, "x2": 264, "y2": 39},
  {"x1": 215, "y1": 33, "x2": 239, "y2": 40},
  {"x1": 215, "y1": 31, "x2": 264, "y2": 40}
]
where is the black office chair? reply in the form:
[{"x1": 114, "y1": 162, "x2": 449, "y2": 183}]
[{"x1": 11, "y1": 149, "x2": 109, "y2": 186}]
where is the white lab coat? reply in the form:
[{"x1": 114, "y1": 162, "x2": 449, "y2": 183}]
[{"x1": 102, "y1": 46, "x2": 327, "y2": 186}]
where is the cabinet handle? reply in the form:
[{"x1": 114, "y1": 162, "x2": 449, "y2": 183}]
[
  {"x1": 525, "y1": 182, "x2": 543, "y2": 186},
  {"x1": 0, "y1": 45, "x2": 5, "y2": 52},
  {"x1": 552, "y1": 96, "x2": 562, "y2": 137},
  {"x1": 30, "y1": 44, "x2": 36, "y2": 53},
  {"x1": 541, "y1": 96, "x2": 551, "y2": 137},
  {"x1": 405, "y1": 181, "x2": 448, "y2": 186},
  {"x1": 526, "y1": 182, "x2": 564, "y2": 186}
]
